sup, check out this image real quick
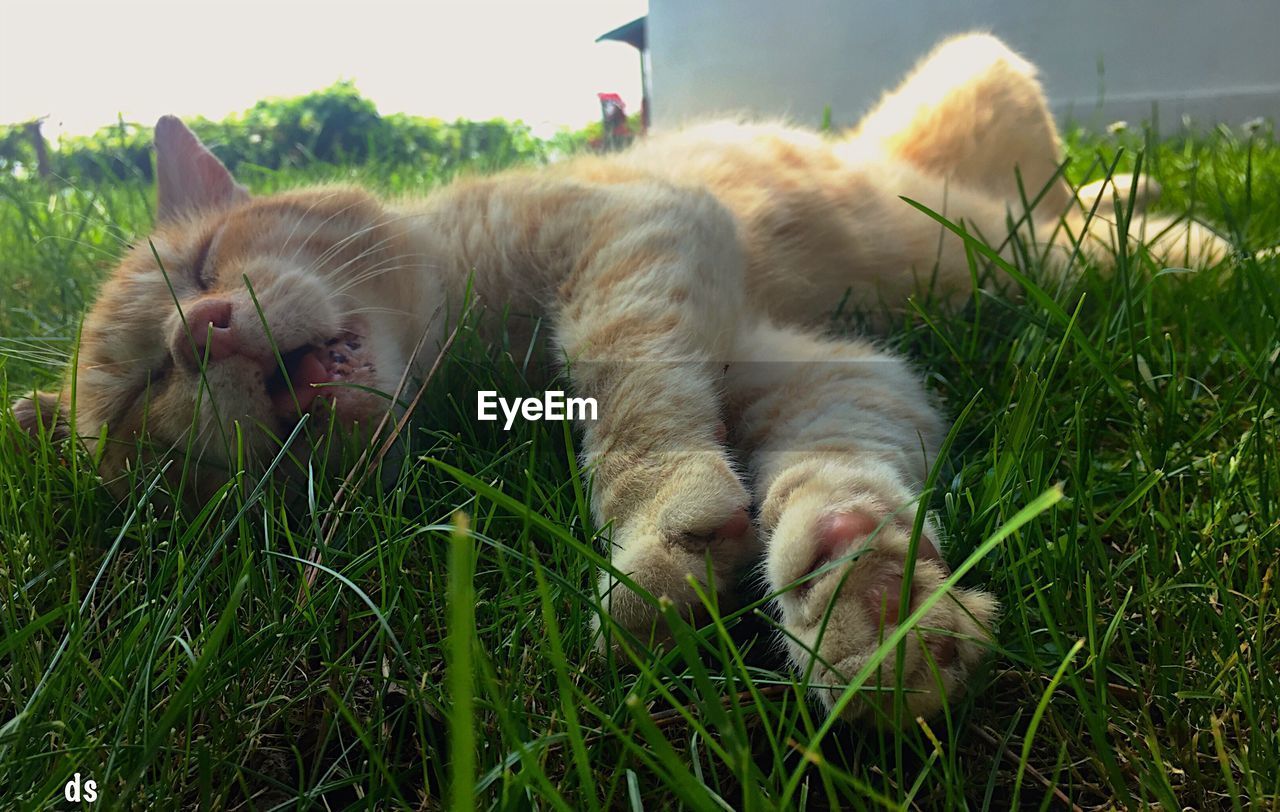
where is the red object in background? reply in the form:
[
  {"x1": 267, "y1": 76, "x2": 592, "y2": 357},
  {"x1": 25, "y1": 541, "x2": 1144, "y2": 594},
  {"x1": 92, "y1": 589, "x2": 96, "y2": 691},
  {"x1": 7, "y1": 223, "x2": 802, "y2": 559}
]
[
  {"x1": 597, "y1": 93, "x2": 632, "y2": 138},
  {"x1": 592, "y1": 93, "x2": 639, "y2": 152}
]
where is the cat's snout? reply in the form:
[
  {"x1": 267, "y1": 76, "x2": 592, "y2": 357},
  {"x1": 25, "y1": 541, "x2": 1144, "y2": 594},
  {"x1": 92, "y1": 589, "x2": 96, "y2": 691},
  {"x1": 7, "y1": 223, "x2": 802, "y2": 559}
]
[{"x1": 173, "y1": 298, "x2": 240, "y2": 368}]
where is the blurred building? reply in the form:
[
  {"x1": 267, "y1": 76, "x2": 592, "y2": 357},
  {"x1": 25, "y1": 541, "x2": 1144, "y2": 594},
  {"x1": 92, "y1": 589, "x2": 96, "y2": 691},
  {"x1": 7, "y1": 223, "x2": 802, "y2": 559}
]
[{"x1": 610, "y1": 2, "x2": 1279, "y2": 132}]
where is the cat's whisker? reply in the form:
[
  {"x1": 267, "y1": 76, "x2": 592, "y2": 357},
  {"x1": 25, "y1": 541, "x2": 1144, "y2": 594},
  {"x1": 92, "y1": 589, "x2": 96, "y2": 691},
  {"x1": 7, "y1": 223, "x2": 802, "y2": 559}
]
[
  {"x1": 328, "y1": 271, "x2": 419, "y2": 299},
  {"x1": 301, "y1": 209, "x2": 421, "y2": 271},
  {"x1": 281, "y1": 193, "x2": 347, "y2": 260},
  {"x1": 34, "y1": 232, "x2": 134, "y2": 257},
  {"x1": 81, "y1": 356, "x2": 162, "y2": 371},
  {"x1": 315, "y1": 248, "x2": 429, "y2": 288},
  {"x1": 283, "y1": 197, "x2": 418, "y2": 282},
  {"x1": 342, "y1": 305, "x2": 420, "y2": 319},
  {"x1": 285, "y1": 193, "x2": 369, "y2": 265},
  {"x1": 192, "y1": 422, "x2": 215, "y2": 466},
  {"x1": 301, "y1": 242, "x2": 404, "y2": 291},
  {"x1": 326, "y1": 246, "x2": 433, "y2": 276},
  {"x1": 308, "y1": 224, "x2": 425, "y2": 280},
  {"x1": 326, "y1": 259, "x2": 434, "y2": 295},
  {"x1": 312, "y1": 240, "x2": 408, "y2": 282}
]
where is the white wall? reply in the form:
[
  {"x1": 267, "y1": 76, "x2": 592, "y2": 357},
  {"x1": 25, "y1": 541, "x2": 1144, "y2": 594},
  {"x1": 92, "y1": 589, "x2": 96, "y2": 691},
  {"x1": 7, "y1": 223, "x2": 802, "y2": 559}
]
[{"x1": 647, "y1": 1, "x2": 1280, "y2": 132}]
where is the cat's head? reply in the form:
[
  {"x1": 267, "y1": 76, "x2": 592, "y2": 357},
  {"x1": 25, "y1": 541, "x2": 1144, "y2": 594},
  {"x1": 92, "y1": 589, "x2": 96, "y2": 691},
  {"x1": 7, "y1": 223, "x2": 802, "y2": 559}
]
[{"x1": 10, "y1": 117, "x2": 430, "y2": 499}]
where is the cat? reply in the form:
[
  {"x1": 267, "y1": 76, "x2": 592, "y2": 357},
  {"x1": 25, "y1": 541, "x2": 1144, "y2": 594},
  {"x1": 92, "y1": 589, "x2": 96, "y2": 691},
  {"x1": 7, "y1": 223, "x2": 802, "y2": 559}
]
[{"x1": 10, "y1": 33, "x2": 1230, "y2": 723}]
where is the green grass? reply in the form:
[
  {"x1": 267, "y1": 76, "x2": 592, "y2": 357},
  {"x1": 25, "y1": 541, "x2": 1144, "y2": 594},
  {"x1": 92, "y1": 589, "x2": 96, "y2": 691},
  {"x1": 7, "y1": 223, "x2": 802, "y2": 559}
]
[{"x1": 2, "y1": 123, "x2": 1279, "y2": 809}]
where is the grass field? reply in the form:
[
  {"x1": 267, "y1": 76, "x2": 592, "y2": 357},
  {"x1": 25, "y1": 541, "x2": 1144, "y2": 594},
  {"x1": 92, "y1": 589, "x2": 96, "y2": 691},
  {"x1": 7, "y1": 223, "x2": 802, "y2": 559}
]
[{"x1": 1, "y1": 123, "x2": 1278, "y2": 809}]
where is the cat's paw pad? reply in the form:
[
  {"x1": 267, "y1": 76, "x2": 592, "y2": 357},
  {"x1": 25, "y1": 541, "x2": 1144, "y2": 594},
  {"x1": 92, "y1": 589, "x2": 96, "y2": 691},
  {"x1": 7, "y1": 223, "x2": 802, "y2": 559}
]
[
  {"x1": 597, "y1": 457, "x2": 758, "y2": 645},
  {"x1": 773, "y1": 507, "x2": 997, "y2": 722}
]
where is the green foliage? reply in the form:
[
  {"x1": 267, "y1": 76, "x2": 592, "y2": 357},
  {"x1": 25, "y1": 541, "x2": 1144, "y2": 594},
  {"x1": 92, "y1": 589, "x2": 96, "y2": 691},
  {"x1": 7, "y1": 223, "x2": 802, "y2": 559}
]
[{"x1": 0, "y1": 81, "x2": 595, "y2": 185}]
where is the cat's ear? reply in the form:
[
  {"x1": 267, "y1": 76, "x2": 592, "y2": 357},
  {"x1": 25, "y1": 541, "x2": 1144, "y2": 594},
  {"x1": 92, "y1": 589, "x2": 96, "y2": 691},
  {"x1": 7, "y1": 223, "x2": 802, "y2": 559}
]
[
  {"x1": 154, "y1": 115, "x2": 249, "y2": 222},
  {"x1": 10, "y1": 390, "x2": 70, "y2": 443}
]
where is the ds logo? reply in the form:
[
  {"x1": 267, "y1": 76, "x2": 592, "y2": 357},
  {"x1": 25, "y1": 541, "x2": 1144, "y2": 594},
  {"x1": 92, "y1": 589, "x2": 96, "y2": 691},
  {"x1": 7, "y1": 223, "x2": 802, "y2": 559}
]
[{"x1": 64, "y1": 772, "x2": 99, "y2": 803}]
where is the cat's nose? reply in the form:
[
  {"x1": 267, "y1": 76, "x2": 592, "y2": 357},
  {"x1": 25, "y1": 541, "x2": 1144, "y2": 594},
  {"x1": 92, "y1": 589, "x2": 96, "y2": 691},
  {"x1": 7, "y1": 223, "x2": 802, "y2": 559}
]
[{"x1": 175, "y1": 298, "x2": 239, "y2": 367}]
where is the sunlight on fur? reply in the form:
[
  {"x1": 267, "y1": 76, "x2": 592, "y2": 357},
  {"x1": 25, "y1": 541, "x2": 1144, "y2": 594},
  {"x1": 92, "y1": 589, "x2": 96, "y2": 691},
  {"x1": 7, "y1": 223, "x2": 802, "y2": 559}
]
[{"x1": 10, "y1": 33, "x2": 1234, "y2": 724}]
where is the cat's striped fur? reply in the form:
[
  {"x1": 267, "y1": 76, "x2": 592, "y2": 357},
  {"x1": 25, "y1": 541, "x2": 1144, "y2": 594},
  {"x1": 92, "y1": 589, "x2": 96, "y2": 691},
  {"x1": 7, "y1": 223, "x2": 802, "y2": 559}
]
[{"x1": 12, "y1": 33, "x2": 1230, "y2": 722}]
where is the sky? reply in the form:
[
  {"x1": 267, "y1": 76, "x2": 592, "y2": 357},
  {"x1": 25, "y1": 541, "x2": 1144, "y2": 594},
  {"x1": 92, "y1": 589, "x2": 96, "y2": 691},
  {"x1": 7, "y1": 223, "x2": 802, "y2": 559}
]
[{"x1": 1, "y1": 1, "x2": 648, "y2": 141}]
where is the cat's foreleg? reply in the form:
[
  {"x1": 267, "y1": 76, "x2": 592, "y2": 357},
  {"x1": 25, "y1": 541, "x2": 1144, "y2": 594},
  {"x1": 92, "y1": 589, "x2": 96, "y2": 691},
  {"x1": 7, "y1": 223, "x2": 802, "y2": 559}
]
[
  {"x1": 553, "y1": 184, "x2": 761, "y2": 643},
  {"x1": 726, "y1": 321, "x2": 997, "y2": 722}
]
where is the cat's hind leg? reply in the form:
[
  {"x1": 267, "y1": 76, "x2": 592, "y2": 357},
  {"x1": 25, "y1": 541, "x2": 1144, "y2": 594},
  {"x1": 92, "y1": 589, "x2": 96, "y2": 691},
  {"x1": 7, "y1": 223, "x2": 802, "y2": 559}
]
[
  {"x1": 848, "y1": 32, "x2": 1073, "y2": 215},
  {"x1": 726, "y1": 321, "x2": 997, "y2": 722},
  {"x1": 852, "y1": 33, "x2": 1233, "y2": 269},
  {"x1": 554, "y1": 182, "x2": 761, "y2": 645},
  {"x1": 1076, "y1": 174, "x2": 1161, "y2": 213}
]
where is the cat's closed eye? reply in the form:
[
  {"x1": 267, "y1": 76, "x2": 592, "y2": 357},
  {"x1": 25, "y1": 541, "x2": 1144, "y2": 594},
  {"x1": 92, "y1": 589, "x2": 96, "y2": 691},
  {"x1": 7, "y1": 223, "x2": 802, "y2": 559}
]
[{"x1": 190, "y1": 232, "x2": 216, "y2": 290}]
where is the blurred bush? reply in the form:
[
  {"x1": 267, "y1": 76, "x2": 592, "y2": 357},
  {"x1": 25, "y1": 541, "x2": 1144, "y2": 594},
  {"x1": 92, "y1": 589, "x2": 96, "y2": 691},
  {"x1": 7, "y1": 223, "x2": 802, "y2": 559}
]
[{"x1": 0, "y1": 81, "x2": 597, "y2": 184}]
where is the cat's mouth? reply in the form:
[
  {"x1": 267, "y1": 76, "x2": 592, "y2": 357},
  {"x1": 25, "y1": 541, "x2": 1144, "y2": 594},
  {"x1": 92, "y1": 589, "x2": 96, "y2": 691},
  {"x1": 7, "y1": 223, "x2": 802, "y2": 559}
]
[{"x1": 264, "y1": 329, "x2": 377, "y2": 421}]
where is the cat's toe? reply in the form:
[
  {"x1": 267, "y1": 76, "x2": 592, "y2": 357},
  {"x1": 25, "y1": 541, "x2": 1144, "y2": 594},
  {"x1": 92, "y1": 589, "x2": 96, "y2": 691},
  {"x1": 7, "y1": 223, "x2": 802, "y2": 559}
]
[
  {"x1": 773, "y1": 507, "x2": 997, "y2": 723},
  {"x1": 680, "y1": 506, "x2": 751, "y2": 550},
  {"x1": 599, "y1": 504, "x2": 757, "y2": 646},
  {"x1": 596, "y1": 460, "x2": 759, "y2": 647}
]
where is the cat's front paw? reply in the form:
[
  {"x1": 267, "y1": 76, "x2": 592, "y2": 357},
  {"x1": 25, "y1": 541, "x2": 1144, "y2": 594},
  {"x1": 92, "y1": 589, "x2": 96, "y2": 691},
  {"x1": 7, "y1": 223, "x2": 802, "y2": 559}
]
[
  {"x1": 770, "y1": 500, "x2": 998, "y2": 722},
  {"x1": 596, "y1": 453, "x2": 758, "y2": 646}
]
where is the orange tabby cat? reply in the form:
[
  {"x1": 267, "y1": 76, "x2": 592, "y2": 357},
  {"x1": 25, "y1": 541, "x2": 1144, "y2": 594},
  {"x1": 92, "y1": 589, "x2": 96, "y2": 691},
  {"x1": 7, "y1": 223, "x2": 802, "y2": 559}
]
[{"x1": 10, "y1": 33, "x2": 1230, "y2": 722}]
